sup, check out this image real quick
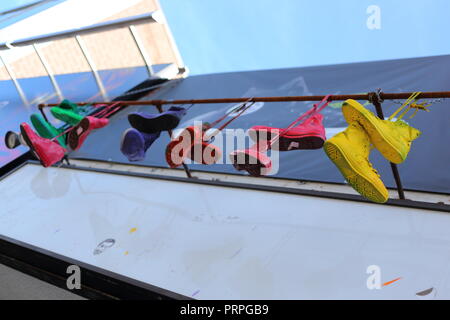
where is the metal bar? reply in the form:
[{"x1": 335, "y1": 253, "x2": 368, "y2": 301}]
[
  {"x1": 39, "y1": 91, "x2": 450, "y2": 108},
  {"x1": 129, "y1": 25, "x2": 154, "y2": 77},
  {"x1": 56, "y1": 160, "x2": 450, "y2": 213},
  {"x1": 0, "y1": 52, "x2": 29, "y2": 106},
  {"x1": 156, "y1": 104, "x2": 193, "y2": 179},
  {"x1": 33, "y1": 43, "x2": 63, "y2": 102},
  {"x1": 38, "y1": 105, "x2": 49, "y2": 122},
  {"x1": 75, "y1": 35, "x2": 108, "y2": 101},
  {"x1": 0, "y1": 12, "x2": 162, "y2": 50},
  {"x1": 370, "y1": 94, "x2": 406, "y2": 200}
]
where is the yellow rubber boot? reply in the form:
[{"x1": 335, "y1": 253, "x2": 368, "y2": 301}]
[
  {"x1": 342, "y1": 99, "x2": 421, "y2": 164},
  {"x1": 323, "y1": 122, "x2": 389, "y2": 203}
]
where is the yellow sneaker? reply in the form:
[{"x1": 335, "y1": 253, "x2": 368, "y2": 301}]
[
  {"x1": 342, "y1": 99, "x2": 421, "y2": 164},
  {"x1": 323, "y1": 122, "x2": 389, "y2": 203}
]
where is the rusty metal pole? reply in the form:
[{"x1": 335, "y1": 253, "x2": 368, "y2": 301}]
[
  {"x1": 369, "y1": 91, "x2": 406, "y2": 200},
  {"x1": 38, "y1": 105, "x2": 50, "y2": 122},
  {"x1": 39, "y1": 90, "x2": 450, "y2": 108}
]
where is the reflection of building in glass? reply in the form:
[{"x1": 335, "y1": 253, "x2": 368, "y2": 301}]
[{"x1": 0, "y1": 0, "x2": 185, "y2": 81}]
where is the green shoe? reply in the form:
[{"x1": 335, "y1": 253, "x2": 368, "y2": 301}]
[
  {"x1": 58, "y1": 99, "x2": 87, "y2": 114},
  {"x1": 51, "y1": 106, "x2": 84, "y2": 126},
  {"x1": 30, "y1": 113, "x2": 67, "y2": 148}
]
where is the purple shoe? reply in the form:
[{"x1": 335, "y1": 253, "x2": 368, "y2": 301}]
[
  {"x1": 128, "y1": 106, "x2": 187, "y2": 134},
  {"x1": 120, "y1": 128, "x2": 160, "y2": 162}
]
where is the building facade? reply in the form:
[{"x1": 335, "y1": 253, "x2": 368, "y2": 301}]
[{"x1": 0, "y1": 0, "x2": 185, "y2": 81}]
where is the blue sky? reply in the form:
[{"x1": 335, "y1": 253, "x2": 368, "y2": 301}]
[
  {"x1": 160, "y1": 0, "x2": 450, "y2": 75},
  {"x1": 0, "y1": 0, "x2": 66, "y2": 29},
  {"x1": 2, "y1": 1, "x2": 449, "y2": 76},
  {"x1": 0, "y1": 0, "x2": 36, "y2": 12}
]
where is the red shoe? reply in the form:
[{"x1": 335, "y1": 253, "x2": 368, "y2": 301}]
[
  {"x1": 166, "y1": 125, "x2": 223, "y2": 167},
  {"x1": 68, "y1": 116, "x2": 109, "y2": 150},
  {"x1": 229, "y1": 148, "x2": 272, "y2": 177},
  {"x1": 20, "y1": 123, "x2": 66, "y2": 167},
  {"x1": 188, "y1": 141, "x2": 222, "y2": 165},
  {"x1": 248, "y1": 113, "x2": 326, "y2": 151},
  {"x1": 165, "y1": 125, "x2": 202, "y2": 168}
]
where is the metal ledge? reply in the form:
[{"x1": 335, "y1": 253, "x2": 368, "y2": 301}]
[
  {"x1": 13, "y1": 160, "x2": 446, "y2": 214},
  {"x1": 0, "y1": 11, "x2": 162, "y2": 50},
  {"x1": 0, "y1": 234, "x2": 190, "y2": 300}
]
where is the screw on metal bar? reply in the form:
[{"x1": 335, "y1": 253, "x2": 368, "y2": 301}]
[
  {"x1": 156, "y1": 104, "x2": 193, "y2": 179},
  {"x1": 368, "y1": 90, "x2": 406, "y2": 200}
]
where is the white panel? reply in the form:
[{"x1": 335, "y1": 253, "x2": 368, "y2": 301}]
[{"x1": 0, "y1": 163, "x2": 449, "y2": 300}]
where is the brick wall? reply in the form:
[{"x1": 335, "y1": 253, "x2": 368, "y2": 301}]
[{"x1": 0, "y1": 0, "x2": 182, "y2": 80}]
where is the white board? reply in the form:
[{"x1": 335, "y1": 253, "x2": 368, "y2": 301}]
[{"x1": 0, "y1": 163, "x2": 449, "y2": 300}]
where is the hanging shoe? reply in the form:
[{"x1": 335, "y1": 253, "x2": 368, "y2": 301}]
[
  {"x1": 68, "y1": 116, "x2": 109, "y2": 150},
  {"x1": 30, "y1": 113, "x2": 67, "y2": 148},
  {"x1": 342, "y1": 99, "x2": 421, "y2": 164},
  {"x1": 229, "y1": 148, "x2": 272, "y2": 177},
  {"x1": 323, "y1": 122, "x2": 389, "y2": 203},
  {"x1": 58, "y1": 99, "x2": 86, "y2": 113},
  {"x1": 4, "y1": 131, "x2": 22, "y2": 149},
  {"x1": 128, "y1": 106, "x2": 187, "y2": 134},
  {"x1": 248, "y1": 113, "x2": 326, "y2": 151},
  {"x1": 165, "y1": 125, "x2": 202, "y2": 168},
  {"x1": 20, "y1": 123, "x2": 66, "y2": 168},
  {"x1": 50, "y1": 104, "x2": 84, "y2": 126},
  {"x1": 188, "y1": 141, "x2": 222, "y2": 165},
  {"x1": 120, "y1": 128, "x2": 160, "y2": 162}
]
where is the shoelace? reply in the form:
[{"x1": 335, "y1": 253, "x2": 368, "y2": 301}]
[
  {"x1": 204, "y1": 98, "x2": 255, "y2": 130},
  {"x1": 202, "y1": 99, "x2": 256, "y2": 141},
  {"x1": 388, "y1": 92, "x2": 431, "y2": 121}
]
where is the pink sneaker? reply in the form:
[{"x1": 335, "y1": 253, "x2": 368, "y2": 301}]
[
  {"x1": 68, "y1": 116, "x2": 109, "y2": 150},
  {"x1": 20, "y1": 123, "x2": 66, "y2": 167},
  {"x1": 248, "y1": 113, "x2": 326, "y2": 151}
]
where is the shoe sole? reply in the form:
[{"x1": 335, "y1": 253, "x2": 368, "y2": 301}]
[
  {"x1": 128, "y1": 113, "x2": 179, "y2": 134},
  {"x1": 230, "y1": 152, "x2": 271, "y2": 177},
  {"x1": 249, "y1": 130, "x2": 324, "y2": 150},
  {"x1": 5, "y1": 131, "x2": 21, "y2": 149},
  {"x1": 68, "y1": 118, "x2": 90, "y2": 150},
  {"x1": 20, "y1": 125, "x2": 44, "y2": 166},
  {"x1": 323, "y1": 140, "x2": 388, "y2": 203},
  {"x1": 342, "y1": 100, "x2": 404, "y2": 164}
]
